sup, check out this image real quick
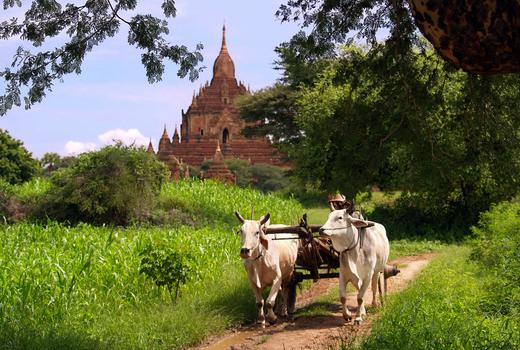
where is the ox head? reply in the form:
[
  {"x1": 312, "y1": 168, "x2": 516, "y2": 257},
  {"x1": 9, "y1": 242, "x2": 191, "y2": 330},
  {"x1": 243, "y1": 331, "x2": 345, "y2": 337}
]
[
  {"x1": 319, "y1": 209, "x2": 371, "y2": 251},
  {"x1": 235, "y1": 211, "x2": 271, "y2": 259}
]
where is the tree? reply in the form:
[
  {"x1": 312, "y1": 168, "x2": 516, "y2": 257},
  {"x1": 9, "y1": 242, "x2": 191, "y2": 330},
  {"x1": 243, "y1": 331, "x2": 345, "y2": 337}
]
[
  {"x1": 294, "y1": 45, "x2": 520, "y2": 227},
  {"x1": 236, "y1": 84, "x2": 302, "y2": 153},
  {"x1": 0, "y1": 128, "x2": 38, "y2": 184},
  {"x1": 236, "y1": 1, "x2": 520, "y2": 229},
  {"x1": 40, "y1": 152, "x2": 76, "y2": 175},
  {"x1": 1, "y1": 0, "x2": 203, "y2": 116}
]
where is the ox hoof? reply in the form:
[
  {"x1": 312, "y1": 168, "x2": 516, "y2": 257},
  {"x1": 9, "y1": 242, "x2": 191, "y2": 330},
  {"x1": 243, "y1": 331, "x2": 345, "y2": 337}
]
[
  {"x1": 268, "y1": 316, "x2": 278, "y2": 325},
  {"x1": 343, "y1": 313, "x2": 352, "y2": 322},
  {"x1": 354, "y1": 317, "x2": 363, "y2": 325}
]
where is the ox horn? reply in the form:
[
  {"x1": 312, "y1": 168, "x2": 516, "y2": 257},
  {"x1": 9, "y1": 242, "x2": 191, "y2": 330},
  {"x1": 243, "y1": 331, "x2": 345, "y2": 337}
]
[
  {"x1": 235, "y1": 211, "x2": 245, "y2": 223},
  {"x1": 259, "y1": 213, "x2": 270, "y2": 226},
  {"x1": 329, "y1": 202, "x2": 335, "y2": 211}
]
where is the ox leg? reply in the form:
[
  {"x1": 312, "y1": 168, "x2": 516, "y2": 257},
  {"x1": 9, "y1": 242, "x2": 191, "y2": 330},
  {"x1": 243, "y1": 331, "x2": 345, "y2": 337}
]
[
  {"x1": 355, "y1": 273, "x2": 372, "y2": 325},
  {"x1": 339, "y1": 270, "x2": 352, "y2": 321},
  {"x1": 371, "y1": 273, "x2": 380, "y2": 307},
  {"x1": 266, "y1": 274, "x2": 282, "y2": 324},
  {"x1": 286, "y1": 281, "x2": 297, "y2": 316},
  {"x1": 253, "y1": 288, "x2": 266, "y2": 327},
  {"x1": 274, "y1": 291, "x2": 284, "y2": 317}
]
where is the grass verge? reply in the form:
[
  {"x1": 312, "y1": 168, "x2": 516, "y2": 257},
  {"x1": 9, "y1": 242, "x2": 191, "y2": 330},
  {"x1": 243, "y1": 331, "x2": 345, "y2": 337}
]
[{"x1": 356, "y1": 246, "x2": 520, "y2": 350}]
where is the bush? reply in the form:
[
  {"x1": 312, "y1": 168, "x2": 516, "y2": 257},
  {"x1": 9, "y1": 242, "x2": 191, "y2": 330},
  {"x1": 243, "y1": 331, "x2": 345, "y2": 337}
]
[
  {"x1": 0, "y1": 179, "x2": 50, "y2": 223},
  {"x1": 369, "y1": 192, "x2": 471, "y2": 241},
  {"x1": 140, "y1": 247, "x2": 199, "y2": 305},
  {"x1": 42, "y1": 144, "x2": 169, "y2": 225},
  {"x1": 224, "y1": 159, "x2": 252, "y2": 187},
  {"x1": 200, "y1": 160, "x2": 289, "y2": 192},
  {"x1": 471, "y1": 200, "x2": 520, "y2": 316},
  {"x1": 250, "y1": 163, "x2": 289, "y2": 192}
]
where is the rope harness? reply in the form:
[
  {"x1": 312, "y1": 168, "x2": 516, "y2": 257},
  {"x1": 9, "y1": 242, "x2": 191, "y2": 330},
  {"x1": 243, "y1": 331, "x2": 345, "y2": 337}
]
[{"x1": 320, "y1": 224, "x2": 369, "y2": 253}]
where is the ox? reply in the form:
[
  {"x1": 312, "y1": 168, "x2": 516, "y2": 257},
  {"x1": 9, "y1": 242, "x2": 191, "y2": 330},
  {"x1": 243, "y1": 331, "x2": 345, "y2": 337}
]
[
  {"x1": 235, "y1": 211, "x2": 299, "y2": 327},
  {"x1": 320, "y1": 210, "x2": 389, "y2": 324}
]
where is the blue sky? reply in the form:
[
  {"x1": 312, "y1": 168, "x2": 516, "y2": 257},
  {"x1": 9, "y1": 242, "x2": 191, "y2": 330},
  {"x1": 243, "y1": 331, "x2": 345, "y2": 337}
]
[{"x1": 0, "y1": 1, "x2": 301, "y2": 157}]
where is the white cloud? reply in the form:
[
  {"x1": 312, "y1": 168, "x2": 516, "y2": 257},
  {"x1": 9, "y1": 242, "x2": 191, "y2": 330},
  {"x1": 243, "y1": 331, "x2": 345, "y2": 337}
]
[
  {"x1": 64, "y1": 128, "x2": 152, "y2": 156},
  {"x1": 65, "y1": 141, "x2": 97, "y2": 155},
  {"x1": 98, "y1": 128, "x2": 149, "y2": 146}
]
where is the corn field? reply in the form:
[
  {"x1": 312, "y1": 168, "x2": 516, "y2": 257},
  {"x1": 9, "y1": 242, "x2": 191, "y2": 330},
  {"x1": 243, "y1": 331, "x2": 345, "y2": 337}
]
[{"x1": 0, "y1": 179, "x2": 303, "y2": 349}]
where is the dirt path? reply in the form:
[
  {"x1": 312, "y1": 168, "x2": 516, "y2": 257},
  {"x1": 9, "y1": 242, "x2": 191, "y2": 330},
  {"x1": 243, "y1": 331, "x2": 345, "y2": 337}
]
[{"x1": 194, "y1": 254, "x2": 435, "y2": 350}]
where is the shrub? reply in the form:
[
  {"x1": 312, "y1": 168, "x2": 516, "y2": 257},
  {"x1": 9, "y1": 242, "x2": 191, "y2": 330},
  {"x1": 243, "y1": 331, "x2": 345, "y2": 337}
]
[
  {"x1": 200, "y1": 160, "x2": 289, "y2": 192},
  {"x1": 471, "y1": 200, "x2": 520, "y2": 316},
  {"x1": 224, "y1": 159, "x2": 252, "y2": 187},
  {"x1": 0, "y1": 178, "x2": 53, "y2": 222},
  {"x1": 369, "y1": 192, "x2": 471, "y2": 241},
  {"x1": 250, "y1": 163, "x2": 289, "y2": 192},
  {"x1": 140, "y1": 247, "x2": 198, "y2": 305},
  {"x1": 42, "y1": 144, "x2": 169, "y2": 225}
]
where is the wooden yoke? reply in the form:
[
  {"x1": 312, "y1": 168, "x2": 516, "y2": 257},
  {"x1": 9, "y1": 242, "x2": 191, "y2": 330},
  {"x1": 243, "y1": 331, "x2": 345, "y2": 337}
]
[{"x1": 263, "y1": 214, "x2": 341, "y2": 281}]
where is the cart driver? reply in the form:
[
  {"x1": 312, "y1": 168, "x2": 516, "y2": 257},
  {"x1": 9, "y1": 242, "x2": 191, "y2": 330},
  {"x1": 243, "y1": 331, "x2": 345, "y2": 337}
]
[{"x1": 327, "y1": 193, "x2": 354, "y2": 213}]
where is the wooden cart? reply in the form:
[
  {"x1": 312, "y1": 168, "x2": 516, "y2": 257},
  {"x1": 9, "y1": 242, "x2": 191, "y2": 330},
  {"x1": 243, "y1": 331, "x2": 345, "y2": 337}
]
[{"x1": 264, "y1": 214, "x2": 340, "y2": 282}]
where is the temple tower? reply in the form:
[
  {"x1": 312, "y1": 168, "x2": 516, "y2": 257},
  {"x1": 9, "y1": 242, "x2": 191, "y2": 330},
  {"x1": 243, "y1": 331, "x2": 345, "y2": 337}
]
[{"x1": 156, "y1": 25, "x2": 286, "y2": 177}]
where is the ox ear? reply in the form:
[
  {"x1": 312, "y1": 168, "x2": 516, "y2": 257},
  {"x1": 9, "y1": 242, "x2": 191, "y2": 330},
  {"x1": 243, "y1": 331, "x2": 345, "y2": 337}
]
[
  {"x1": 259, "y1": 213, "x2": 270, "y2": 226},
  {"x1": 235, "y1": 211, "x2": 245, "y2": 223},
  {"x1": 260, "y1": 236, "x2": 269, "y2": 250},
  {"x1": 347, "y1": 214, "x2": 370, "y2": 228}
]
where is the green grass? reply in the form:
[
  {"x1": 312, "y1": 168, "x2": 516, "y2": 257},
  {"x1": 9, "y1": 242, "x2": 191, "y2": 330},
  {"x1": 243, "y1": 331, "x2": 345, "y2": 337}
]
[
  {"x1": 389, "y1": 238, "x2": 444, "y2": 260},
  {"x1": 160, "y1": 179, "x2": 303, "y2": 227},
  {"x1": 305, "y1": 207, "x2": 330, "y2": 224},
  {"x1": 357, "y1": 246, "x2": 520, "y2": 350},
  {"x1": 0, "y1": 179, "x2": 304, "y2": 350}
]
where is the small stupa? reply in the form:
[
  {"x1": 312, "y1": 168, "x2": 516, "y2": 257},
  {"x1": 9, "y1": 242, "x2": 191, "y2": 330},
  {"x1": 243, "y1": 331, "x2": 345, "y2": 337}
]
[{"x1": 202, "y1": 141, "x2": 236, "y2": 184}]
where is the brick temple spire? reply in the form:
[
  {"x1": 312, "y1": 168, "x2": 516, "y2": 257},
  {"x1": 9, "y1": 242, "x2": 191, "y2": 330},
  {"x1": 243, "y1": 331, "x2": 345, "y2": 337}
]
[
  {"x1": 158, "y1": 124, "x2": 171, "y2": 152},
  {"x1": 172, "y1": 125, "x2": 180, "y2": 144},
  {"x1": 147, "y1": 139, "x2": 154, "y2": 154},
  {"x1": 212, "y1": 24, "x2": 235, "y2": 80},
  {"x1": 203, "y1": 140, "x2": 235, "y2": 184}
]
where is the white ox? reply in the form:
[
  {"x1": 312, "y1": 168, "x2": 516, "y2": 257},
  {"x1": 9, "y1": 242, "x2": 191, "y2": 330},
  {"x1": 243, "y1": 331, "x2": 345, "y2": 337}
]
[
  {"x1": 235, "y1": 211, "x2": 299, "y2": 327},
  {"x1": 320, "y1": 209, "x2": 389, "y2": 324}
]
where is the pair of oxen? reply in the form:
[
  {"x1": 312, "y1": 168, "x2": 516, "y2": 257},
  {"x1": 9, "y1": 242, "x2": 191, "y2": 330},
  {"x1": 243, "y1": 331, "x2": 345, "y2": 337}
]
[{"x1": 234, "y1": 209, "x2": 390, "y2": 327}]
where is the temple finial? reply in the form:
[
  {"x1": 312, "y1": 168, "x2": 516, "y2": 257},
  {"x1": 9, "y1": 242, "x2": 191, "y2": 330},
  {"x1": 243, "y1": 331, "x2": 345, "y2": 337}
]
[
  {"x1": 221, "y1": 22, "x2": 227, "y2": 51},
  {"x1": 162, "y1": 124, "x2": 169, "y2": 138}
]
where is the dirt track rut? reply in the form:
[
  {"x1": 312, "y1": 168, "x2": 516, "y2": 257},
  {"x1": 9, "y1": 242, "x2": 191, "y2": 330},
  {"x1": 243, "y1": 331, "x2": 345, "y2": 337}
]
[{"x1": 194, "y1": 254, "x2": 434, "y2": 350}]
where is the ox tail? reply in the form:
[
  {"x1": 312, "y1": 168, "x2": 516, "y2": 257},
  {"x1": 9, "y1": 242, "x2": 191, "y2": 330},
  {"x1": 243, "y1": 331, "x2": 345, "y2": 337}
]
[{"x1": 377, "y1": 273, "x2": 384, "y2": 306}]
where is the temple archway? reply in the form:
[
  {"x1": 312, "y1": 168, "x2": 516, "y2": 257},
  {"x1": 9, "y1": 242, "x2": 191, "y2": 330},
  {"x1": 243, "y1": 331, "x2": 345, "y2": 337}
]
[{"x1": 222, "y1": 128, "x2": 229, "y2": 143}]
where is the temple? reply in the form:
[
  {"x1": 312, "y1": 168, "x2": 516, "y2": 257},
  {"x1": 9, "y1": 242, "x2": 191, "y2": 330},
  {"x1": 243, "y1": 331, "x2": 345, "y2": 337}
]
[{"x1": 149, "y1": 25, "x2": 285, "y2": 179}]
